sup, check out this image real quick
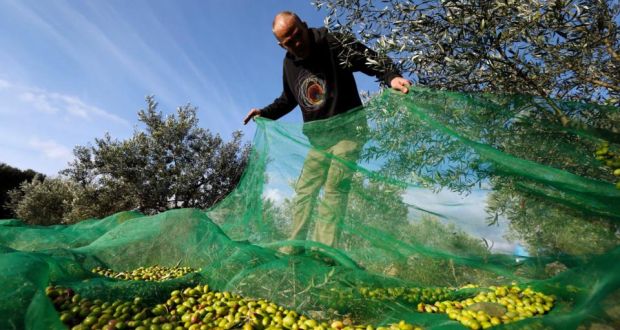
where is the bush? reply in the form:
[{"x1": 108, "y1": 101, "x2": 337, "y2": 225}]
[{"x1": 6, "y1": 175, "x2": 75, "y2": 225}]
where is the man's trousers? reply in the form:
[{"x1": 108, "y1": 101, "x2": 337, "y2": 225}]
[{"x1": 288, "y1": 138, "x2": 362, "y2": 249}]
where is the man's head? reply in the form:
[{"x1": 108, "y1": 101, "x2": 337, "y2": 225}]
[{"x1": 272, "y1": 11, "x2": 311, "y2": 59}]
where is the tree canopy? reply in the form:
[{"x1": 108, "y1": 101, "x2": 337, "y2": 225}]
[
  {"x1": 7, "y1": 97, "x2": 250, "y2": 224},
  {"x1": 314, "y1": 0, "x2": 619, "y2": 110},
  {"x1": 0, "y1": 163, "x2": 42, "y2": 218}
]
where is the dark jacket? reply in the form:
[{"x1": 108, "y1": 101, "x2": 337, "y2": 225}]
[{"x1": 260, "y1": 27, "x2": 401, "y2": 123}]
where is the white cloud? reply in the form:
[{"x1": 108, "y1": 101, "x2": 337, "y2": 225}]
[
  {"x1": 487, "y1": 240, "x2": 517, "y2": 254},
  {"x1": 53, "y1": 92, "x2": 126, "y2": 123},
  {"x1": 3, "y1": 80, "x2": 127, "y2": 124},
  {"x1": 263, "y1": 188, "x2": 286, "y2": 203},
  {"x1": 29, "y1": 137, "x2": 72, "y2": 160},
  {"x1": 18, "y1": 91, "x2": 60, "y2": 114},
  {"x1": 403, "y1": 187, "x2": 488, "y2": 220},
  {"x1": 403, "y1": 187, "x2": 517, "y2": 253}
]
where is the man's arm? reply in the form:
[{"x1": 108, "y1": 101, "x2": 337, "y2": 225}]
[
  {"x1": 244, "y1": 71, "x2": 298, "y2": 125},
  {"x1": 260, "y1": 73, "x2": 298, "y2": 120},
  {"x1": 328, "y1": 33, "x2": 410, "y2": 93}
]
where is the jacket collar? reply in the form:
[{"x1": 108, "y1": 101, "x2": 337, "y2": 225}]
[{"x1": 287, "y1": 27, "x2": 321, "y2": 63}]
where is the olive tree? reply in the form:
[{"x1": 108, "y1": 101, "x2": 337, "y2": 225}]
[
  {"x1": 5, "y1": 175, "x2": 75, "y2": 225},
  {"x1": 62, "y1": 96, "x2": 251, "y2": 216},
  {"x1": 314, "y1": 0, "x2": 619, "y2": 120}
]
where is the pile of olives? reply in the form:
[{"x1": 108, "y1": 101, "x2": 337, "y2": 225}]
[
  {"x1": 49, "y1": 265, "x2": 555, "y2": 330},
  {"x1": 91, "y1": 266, "x2": 197, "y2": 281},
  {"x1": 46, "y1": 284, "x2": 422, "y2": 330},
  {"x1": 595, "y1": 141, "x2": 620, "y2": 189},
  {"x1": 357, "y1": 286, "x2": 453, "y2": 304},
  {"x1": 417, "y1": 284, "x2": 554, "y2": 329}
]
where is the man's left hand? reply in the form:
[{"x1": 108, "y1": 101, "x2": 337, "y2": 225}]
[{"x1": 390, "y1": 77, "x2": 411, "y2": 94}]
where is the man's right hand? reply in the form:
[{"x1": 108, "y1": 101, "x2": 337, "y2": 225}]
[{"x1": 243, "y1": 108, "x2": 261, "y2": 125}]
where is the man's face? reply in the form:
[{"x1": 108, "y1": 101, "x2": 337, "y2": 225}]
[{"x1": 274, "y1": 18, "x2": 310, "y2": 59}]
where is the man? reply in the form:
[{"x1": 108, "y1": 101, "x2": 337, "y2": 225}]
[{"x1": 243, "y1": 11, "x2": 410, "y2": 254}]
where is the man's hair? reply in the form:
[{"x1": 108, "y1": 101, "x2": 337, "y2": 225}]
[{"x1": 272, "y1": 11, "x2": 302, "y2": 32}]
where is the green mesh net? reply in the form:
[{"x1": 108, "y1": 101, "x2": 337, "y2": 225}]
[{"x1": 1, "y1": 87, "x2": 619, "y2": 329}]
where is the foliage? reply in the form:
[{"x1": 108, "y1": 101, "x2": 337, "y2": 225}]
[
  {"x1": 261, "y1": 197, "x2": 294, "y2": 241},
  {"x1": 356, "y1": 89, "x2": 620, "y2": 264},
  {"x1": 342, "y1": 175, "x2": 410, "y2": 250},
  {"x1": 5, "y1": 174, "x2": 134, "y2": 225},
  {"x1": 389, "y1": 215, "x2": 495, "y2": 286},
  {"x1": 313, "y1": 0, "x2": 619, "y2": 112},
  {"x1": 61, "y1": 96, "x2": 251, "y2": 216},
  {"x1": 360, "y1": 89, "x2": 620, "y2": 199},
  {"x1": 6, "y1": 175, "x2": 75, "y2": 225},
  {"x1": 0, "y1": 162, "x2": 42, "y2": 218},
  {"x1": 486, "y1": 186, "x2": 620, "y2": 256}
]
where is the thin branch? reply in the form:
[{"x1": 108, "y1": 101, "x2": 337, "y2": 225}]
[{"x1": 583, "y1": 77, "x2": 620, "y2": 92}]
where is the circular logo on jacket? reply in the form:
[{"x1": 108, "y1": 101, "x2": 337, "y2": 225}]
[{"x1": 297, "y1": 72, "x2": 326, "y2": 111}]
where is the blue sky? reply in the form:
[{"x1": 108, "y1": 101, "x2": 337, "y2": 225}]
[{"x1": 0, "y1": 0, "x2": 380, "y2": 175}]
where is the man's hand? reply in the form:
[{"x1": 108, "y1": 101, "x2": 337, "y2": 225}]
[
  {"x1": 390, "y1": 77, "x2": 411, "y2": 94},
  {"x1": 243, "y1": 108, "x2": 261, "y2": 125}
]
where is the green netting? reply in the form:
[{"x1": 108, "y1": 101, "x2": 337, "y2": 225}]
[{"x1": 1, "y1": 87, "x2": 620, "y2": 329}]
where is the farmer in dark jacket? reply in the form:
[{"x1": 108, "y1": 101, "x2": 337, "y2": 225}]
[{"x1": 244, "y1": 11, "x2": 410, "y2": 254}]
